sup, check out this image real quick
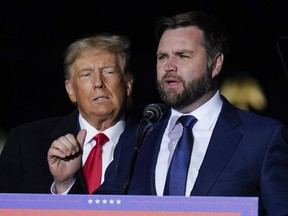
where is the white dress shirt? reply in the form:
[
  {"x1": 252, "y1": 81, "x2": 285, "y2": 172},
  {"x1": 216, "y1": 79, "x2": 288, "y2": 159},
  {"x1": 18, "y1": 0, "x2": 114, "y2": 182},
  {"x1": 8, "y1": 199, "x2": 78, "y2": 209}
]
[
  {"x1": 80, "y1": 114, "x2": 125, "y2": 182},
  {"x1": 155, "y1": 91, "x2": 223, "y2": 196},
  {"x1": 51, "y1": 113, "x2": 125, "y2": 194}
]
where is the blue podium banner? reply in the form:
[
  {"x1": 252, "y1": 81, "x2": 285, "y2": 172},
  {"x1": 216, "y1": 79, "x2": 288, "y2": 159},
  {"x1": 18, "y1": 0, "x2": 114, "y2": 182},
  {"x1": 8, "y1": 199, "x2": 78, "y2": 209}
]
[{"x1": 0, "y1": 193, "x2": 258, "y2": 215}]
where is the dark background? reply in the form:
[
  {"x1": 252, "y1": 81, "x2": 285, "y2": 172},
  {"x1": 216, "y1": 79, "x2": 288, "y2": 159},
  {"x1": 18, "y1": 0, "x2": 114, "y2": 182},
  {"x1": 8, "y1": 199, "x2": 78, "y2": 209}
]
[{"x1": 1, "y1": 0, "x2": 288, "y2": 136}]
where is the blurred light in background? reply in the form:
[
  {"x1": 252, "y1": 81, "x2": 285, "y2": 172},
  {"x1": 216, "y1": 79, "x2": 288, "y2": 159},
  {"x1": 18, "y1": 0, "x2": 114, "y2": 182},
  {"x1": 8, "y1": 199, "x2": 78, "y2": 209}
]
[{"x1": 220, "y1": 74, "x2": 267, "y2": 112}]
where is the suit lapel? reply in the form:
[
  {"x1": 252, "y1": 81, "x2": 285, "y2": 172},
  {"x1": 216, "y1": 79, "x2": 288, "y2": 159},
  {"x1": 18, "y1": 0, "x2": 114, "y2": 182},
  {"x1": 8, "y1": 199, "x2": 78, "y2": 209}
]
[
  {"x1": 191, "y1": 99, "x2": 243, "y2": 195},
  {"x1": 133, "y1": 114, "x2": 170, "y2": 194},
  {"x1": 49, "y1": 109, "x2": 79, "y2": 140}
]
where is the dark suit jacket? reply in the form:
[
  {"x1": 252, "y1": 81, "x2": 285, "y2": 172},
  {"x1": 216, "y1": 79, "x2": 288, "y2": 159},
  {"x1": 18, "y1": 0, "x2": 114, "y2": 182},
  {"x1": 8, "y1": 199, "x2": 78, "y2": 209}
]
[
  {"x1": 97, "y1": 96, "x2": 288, "y2": 216},
  {"x1": 0, "y1": 109, "x2": 135, "y2": 194}
]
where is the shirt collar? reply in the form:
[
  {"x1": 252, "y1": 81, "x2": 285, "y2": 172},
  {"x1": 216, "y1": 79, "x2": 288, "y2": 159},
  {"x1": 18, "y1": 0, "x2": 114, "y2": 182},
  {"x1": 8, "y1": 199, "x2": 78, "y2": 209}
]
[
  {"x1": 78, "y1": 114, "x2": 126, "y2": 146},
  {"x1": 168, "y1": 91, "x2": 223, "y2": 132}
]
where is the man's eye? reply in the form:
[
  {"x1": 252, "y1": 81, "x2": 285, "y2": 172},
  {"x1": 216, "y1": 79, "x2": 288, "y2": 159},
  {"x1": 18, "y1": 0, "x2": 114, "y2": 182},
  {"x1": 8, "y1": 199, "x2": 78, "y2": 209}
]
[
  {"x1": 179, "y1": 54, "x2": 189, "y2": 58},
  {"x1": 157, "y1": 55, "x2": 166, "y2": 60},
  {"x1": 82, "y1": 73, "x2": 90, "y2": 77},
  {"x1": 103, "y1": 71, "x2": 115, "y2": 76},
  {"x1": 80, "y1": 72, "x2": 91, "y2": 77}
]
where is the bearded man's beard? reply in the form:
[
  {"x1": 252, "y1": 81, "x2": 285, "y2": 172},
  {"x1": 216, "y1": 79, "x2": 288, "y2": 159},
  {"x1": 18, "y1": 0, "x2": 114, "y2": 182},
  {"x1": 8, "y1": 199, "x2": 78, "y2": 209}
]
[{"x1": 157, "y1": 71, "x2": 213, "y2": 110}]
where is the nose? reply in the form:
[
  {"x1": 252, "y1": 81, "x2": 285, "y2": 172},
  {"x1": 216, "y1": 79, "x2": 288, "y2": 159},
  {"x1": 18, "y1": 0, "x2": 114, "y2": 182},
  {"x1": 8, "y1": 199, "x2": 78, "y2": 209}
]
[
  {"x1": 93, "y1": 73, "x2": 105, "y2": 88},
  {"x1": 164, "y1": 57, "x2": 177, "y2": 73}
]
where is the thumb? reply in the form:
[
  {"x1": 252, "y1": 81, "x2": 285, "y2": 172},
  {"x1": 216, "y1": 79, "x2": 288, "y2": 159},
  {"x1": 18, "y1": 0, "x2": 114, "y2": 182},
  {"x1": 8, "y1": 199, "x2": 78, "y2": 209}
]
[{"x1": 77, "y1": 129, "x2": 87, "y2": 149}]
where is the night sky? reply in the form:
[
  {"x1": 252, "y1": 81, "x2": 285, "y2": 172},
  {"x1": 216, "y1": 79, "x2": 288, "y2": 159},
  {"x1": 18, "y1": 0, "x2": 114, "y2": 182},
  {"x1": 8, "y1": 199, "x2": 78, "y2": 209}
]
[{"x1": 1, "y1": 0, "x2": 288, "y2": 136}]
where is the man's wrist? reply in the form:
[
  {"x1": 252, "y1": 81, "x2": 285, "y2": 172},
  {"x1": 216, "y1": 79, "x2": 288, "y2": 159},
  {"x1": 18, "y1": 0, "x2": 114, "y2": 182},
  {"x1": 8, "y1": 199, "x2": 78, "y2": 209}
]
[{"x1": 54, "y1": 178, "x2": 76, "y2": 194}]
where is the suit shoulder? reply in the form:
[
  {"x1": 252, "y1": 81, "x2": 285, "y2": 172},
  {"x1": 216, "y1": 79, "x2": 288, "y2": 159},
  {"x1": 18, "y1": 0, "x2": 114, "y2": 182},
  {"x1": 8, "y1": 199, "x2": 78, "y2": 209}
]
[
  {"x1": 12, "y1": 116, "x2": 66, "y2": 131},
  {"x1": 238, "y1": 108, "x2": 280, "y2": 122},
  {"x1": 222, "y1": 96, "x2": 285, "y2": 128},
  {"x1": 8, "y1": 110, "x2": 77, "y2": 136}
]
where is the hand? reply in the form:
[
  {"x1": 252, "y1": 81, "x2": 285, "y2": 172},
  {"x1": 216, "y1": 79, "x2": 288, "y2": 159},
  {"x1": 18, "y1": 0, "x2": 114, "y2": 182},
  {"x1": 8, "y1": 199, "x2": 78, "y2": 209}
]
[{"x1": 47, "y1": 129, "x2": 87, "y2": 193}]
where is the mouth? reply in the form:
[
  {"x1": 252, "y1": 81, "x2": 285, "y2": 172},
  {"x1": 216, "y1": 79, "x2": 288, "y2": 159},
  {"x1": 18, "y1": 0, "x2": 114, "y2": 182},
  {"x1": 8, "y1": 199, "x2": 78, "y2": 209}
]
[
  {"x1": 93, "y1": 96, "x2": 109, "y2": 101},
  {"x1": 164, "y1": 77, "x2": 181, "y2": 89}
]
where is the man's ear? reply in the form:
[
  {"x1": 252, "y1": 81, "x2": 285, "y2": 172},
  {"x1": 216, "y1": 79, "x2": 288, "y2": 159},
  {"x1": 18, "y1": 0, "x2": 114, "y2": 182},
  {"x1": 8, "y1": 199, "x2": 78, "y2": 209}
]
[
  {"x1": 125, "y1": 74, "x2": 134, "y2": 97},
  {"x1": 212, "y1": 53, "x2": 224, "y2": 78},
  {"x1": 65, "y1": 80, "x2": 76, "y2": 103}
]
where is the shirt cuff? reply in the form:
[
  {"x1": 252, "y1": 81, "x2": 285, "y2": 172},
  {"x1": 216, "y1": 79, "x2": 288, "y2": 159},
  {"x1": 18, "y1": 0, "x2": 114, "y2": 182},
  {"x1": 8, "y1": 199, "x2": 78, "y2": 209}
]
[{"x1": 50, "y1": 179, "x2": 76, "y2": 195}]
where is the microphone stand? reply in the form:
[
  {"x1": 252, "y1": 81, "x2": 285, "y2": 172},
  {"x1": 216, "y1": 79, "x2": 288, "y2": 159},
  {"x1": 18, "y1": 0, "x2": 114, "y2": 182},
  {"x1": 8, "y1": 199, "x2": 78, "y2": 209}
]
[
  {"x1": 123, "y1": 118, "x2": 153, "y2": 194},
  {"x1": 276, "y1": 37, "x2": 288, "y2": 81}
]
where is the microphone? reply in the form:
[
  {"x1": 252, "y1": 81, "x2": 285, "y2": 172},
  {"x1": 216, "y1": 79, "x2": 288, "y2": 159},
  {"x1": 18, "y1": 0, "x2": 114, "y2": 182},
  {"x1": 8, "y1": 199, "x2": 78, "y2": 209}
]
[
  {"x1": 143, "y1": 103, "x2": 168, "y2": 122},
  {"x1": 123, "y1": 103, "x2": 168, "y2": 194}
]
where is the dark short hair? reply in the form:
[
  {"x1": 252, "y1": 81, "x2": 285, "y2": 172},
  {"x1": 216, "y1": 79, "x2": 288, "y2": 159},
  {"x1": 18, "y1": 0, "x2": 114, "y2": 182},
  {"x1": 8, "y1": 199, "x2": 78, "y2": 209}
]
[{"x1": 154, "y1": 11, "x2": 230, "y2": 59}]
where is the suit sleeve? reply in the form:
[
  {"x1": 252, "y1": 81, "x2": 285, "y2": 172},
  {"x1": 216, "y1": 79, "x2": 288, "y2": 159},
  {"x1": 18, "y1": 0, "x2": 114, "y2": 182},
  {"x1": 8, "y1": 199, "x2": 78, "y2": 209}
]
[
  {"x1": 0, "y1": 129, "x2": 23, "y2": 192},
  {"x1": 260, "y1": 125, "x2": 288, "y2": 215}
]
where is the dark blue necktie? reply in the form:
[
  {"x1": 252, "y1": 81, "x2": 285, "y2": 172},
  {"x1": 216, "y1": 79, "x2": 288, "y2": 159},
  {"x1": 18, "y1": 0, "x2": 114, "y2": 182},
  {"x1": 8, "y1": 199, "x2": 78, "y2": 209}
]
[{"x1": 164, "y1": 115, "x2": 197, "y2": 195}]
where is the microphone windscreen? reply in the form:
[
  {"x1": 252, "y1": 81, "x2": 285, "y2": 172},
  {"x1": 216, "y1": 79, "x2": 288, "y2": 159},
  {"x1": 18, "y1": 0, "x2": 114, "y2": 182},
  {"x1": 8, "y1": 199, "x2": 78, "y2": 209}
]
[{"x1": 143, "y1": 103, "x2": 168, "y2": 122}]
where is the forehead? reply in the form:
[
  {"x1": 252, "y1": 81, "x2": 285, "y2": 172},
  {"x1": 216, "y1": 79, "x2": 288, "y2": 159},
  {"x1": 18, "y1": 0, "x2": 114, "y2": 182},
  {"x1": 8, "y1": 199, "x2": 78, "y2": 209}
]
[
  {"x1": 76, "y1": 48, "x2": 118, "y2": 61},
  {"x1": 69, "y1": 49, "x2": 121, "y2": 76},
  {"x1": 158, "y1": 27, "x2": 204, "y2": 50}
]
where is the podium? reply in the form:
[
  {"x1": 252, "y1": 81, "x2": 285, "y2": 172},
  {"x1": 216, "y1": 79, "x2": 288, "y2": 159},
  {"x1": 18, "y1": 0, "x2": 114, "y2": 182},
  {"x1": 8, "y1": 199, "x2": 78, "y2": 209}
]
[{"x1": 0, "y1": 193, "x2": 258, "y2": 215}]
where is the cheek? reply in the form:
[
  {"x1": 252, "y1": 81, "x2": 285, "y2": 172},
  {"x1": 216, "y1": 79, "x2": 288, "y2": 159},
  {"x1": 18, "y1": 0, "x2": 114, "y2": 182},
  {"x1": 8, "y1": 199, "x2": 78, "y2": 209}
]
[
  {"x1": 74, "y1": 83, "x2": 92, "y2": 100},
  {"x1": 156, "y1": 61, "x2": 162, "y2": 71},
  {"x1": 110, "y1": 81, "x2": 127, "y2": 99},
  {"x1": 156, "y1": 65, "x2": 164, "y2": 80}
]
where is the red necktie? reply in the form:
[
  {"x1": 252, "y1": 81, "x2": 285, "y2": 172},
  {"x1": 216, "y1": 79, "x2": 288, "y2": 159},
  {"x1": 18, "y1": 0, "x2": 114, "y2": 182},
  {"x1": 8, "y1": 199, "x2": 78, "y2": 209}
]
[{"x1": 83, "y1": 133, "x2": 109, "y2": 194}]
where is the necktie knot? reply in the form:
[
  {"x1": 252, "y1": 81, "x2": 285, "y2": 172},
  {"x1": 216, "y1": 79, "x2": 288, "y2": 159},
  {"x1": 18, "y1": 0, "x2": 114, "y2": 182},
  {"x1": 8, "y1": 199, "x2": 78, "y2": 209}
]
[
  {"x1": 179, "y1": 115, "x2": 197, "y2": 128},
  {"x1": 94, "y1": 133, "x2": 109, "y2": 148}
]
